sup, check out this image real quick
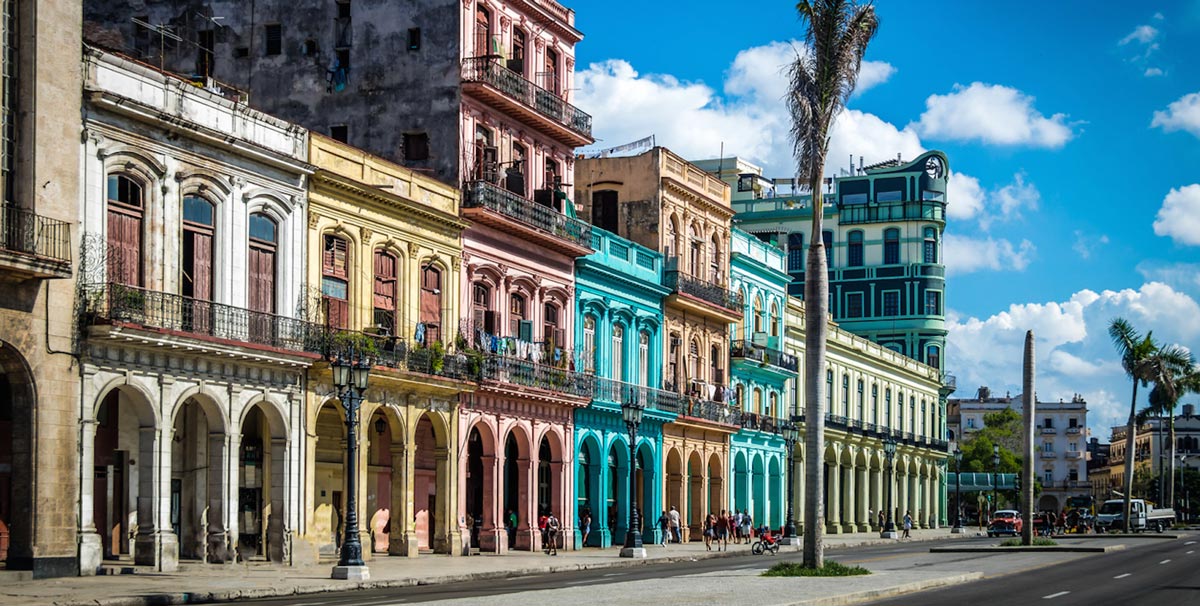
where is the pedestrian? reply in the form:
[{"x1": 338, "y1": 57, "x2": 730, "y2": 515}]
[
  {"x1": 716, "y1": 509, "x2": 729, "y2": 551},
  {"x1": 902, "y1": 510, "x2": 912, "y2": 539},
  {"x1": 545, "y1": 512, "x2": 560, "y2": 555},
  {"x1": 733, "y1": 509, "x2": 743, "y2": 544},
  {"x1": 703, "y1": 513, "x2": 715, "y2": 551},
  {"x1": 580, "y1": 510, "x2": 592, "y2": 547},
  {"x1": 668, "y1": 506, "x2": 681, "y2": 544},
  {"x1": 658, "y1": 510, "x2": 670, "y2": 546},
  {"x1": 507, "y1": 509, "x2": 518, "y2": 549},
  {"x1": 741, "y1": 510, "x2": 753, "y2": 544},
  {"x1": 877, "y1": 509, "x2": 885, "y2": 529},
  {"x1": 538, "y1": 511, "x2": 549, "y2": 551}
]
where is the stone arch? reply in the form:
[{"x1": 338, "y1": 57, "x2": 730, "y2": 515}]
[
  {"x1": 0, "y1": 343, "x2": 34, "y2": 569},
  {"x1": 170, "y1": 386, "x2": 229, "y2": 434},
  {"x1": 767, "y1": 454, "x2": 783, "y2": 528},
  {"x1": 707, "y1": 451, "x2": 725, "y2": 514},
  {"x1": 686, "y1": 449, "x2": 705, "y2": 535},
  {"x1": 177, "y1": 171, "x2": 234, "y2": 201},
  {"x1": 412, "y1": 411, "x2": 452, "y2": 553},
  {"x1": 100, "y1": 146, "x2": 168, "y2": 181},
  {"x1": 169, "y1": 387, "x2": 230, "y2": 562},
  {"x1": 92, "y1": 376, "x2": 158, "y2": 428},
  {"x1": 732, "y1": 449, "x2": 749, "y2": 515}
]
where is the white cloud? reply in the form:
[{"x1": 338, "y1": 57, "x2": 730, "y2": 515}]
[
  {"x1": 1144, "y1": 67, "x2": 1164, "y2": 77},
  {"x1": 856, "y1": 60, "x2": 896, "y2": 95},
  {"x1": 947, "y1": 283, "x2": 1200, "y2": 431},
  {"x1": 946, "y1": 172, "x2": 984, "y2": 221},
  {"x1": 1136, "y1": 261, "x2": 1200, "y2": 293},
  {"x1": 1119, "y1": 24, "x2": 1159, "y2": 46},
  {"x1": 1072, "y1": 231, "x2": 1109, "y2": 259},
  {"x1": 913, "y1": 82, "x2": 1075, "y2": 148},
  {"x1": 1151, "y1": 92, "x2": 1200, "y2": 138},
  {"x1": 1153, "y1": 184, "x2": 1200, "y2": 246},
  {"x1": 942, "y1": 234, "x2": 1035, "y2": 276}
]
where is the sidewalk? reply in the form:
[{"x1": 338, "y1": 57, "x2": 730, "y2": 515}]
[{"x1": 0, "y1": 529, "x2": 976, "y2": 606}]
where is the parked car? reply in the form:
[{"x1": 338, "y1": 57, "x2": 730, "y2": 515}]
[{"x1": 988, "y1": 509, "x2": 1023, "y2": 537}]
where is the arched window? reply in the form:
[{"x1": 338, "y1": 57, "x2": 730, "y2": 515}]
[
  {"x1": 752, "y1": 296, "x2": 764, "y2": 334},
  {"x1": 511, "y1": 27, "x2": 526, "y2": 76},
  {"x1": 753, "y1": 388, "x2": 763, "y2": 415},
  {"x1": 612, "y1": 324, "x2": 625, "y2": 382},
  {"x1": 181, "y1": 195, "x2": 214, "y2": 303},
  {"x1": 688, "y1": 339, "x2": 700, "y2": 389},
  {"x1": 472, "y1": 281, "x2": 494, "y2": 336},
  {"x1": 927, "y1": 345, "x2": 941, "y2": 371},
  {"x1": 583, "y1": 315, "x2": 597, "y2": 373},
  {"x1": 420, "y1": 265, "x2": 442, "y2": 344},
  {"x1": 735, "y1": 383, "x2": 744, "y2": 409},
  {"x1": 510, "y1": 293, "x2": 529, "y2": 340},
  {"x1": 372, "y1": 249, "x2": 398, "y2": 335},
  {"x1": 848, "y1": 230, "x2": 864, "y2": 267},
  {"x1": 768, "y1": 392, "x2": 778, "y2": 418},
  {"x1": 544, "y1": 302, "x2": 563, "y2": 348},
  {"x1": 474, "y1": 5, "x2": 490, "y2": 57},
  {"x1": 923, "y1": 227, "x2": 938, "y2": 264},
  {"x1": 665, "y1": 216, "x2": 678, "y2": 258},
  {"x1": 322, "y1": 234, "x2": 350, "y2": 328},
  {"x1": 638, "y1": 330, "x2": 650, "y2": 386},
  {"x1": 248, "y1": 213, "x2": 277, "y2": 317},
  {"x1": 709, "y1": 235, "x2": 722, "y2": 283},
  {"x1": 769, "y1": 302, "x2": 780, "y2": 337},
  {"x1": 884, "y1": 228, "x2": 900, "y2": 265},
  {"x1": 688, "y1": 225, "x2": 702, "y2": 277},
  {"x1": 106, "y1": 174, "x2": 144, "y2": 286}
]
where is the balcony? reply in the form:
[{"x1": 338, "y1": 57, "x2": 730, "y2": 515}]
[
  {"x1": 476, "y1": 354, "x2": 591, "y2": 403},
  {"x1": 461, "y1": 57, "x2": 593, "y2": 147},
  {"x1": 0, "y1": 206, "x2": 72, "y2": 280},
  {"x1": 1066, "y1": 426, "x2": 1083, "y2": 435},
  {"x1": 739, "y1": 412, "x2": 782, "y2": 434},
  {"x1": 730, "y1": 340, "x2": 798, "y2": 379},
  {"x1": 317, "y1": 328, "x2": 479, "y2": 385},
  {"x1": 1041, "y1": 427, "x2": 1058, "y2": 435},
  {"x1": 677, "y1": 396, "x2": 739, "y2": 428},
  {"x1": 1039, "y1": 450, "x2": 1057, "y2": 460},
  {"x1": 461, "y1": 180, "x2": 592, "y2": 256},
  {"x1": 663, "y1": 265, "x2": 743, "y2": 322},
  {"x1": 1065, "y1": 450, "x2": 1084, "y2": 460},
  {"x1": 815, "y1": 413, "x2": 949, "y2": 451},
  {"x1": 592, "y1": 377, "x2": 681, "y2": 416},
  {"x1": 837, "y1": 200, "x2": 945, "y2": 226}
]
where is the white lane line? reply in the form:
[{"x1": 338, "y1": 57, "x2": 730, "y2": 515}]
[
  {"x1": 564, "y1": 579, "x2": 604, "y2": 586},
  {"x1": 1160, "y1": 559, "x2": 1171, "y2": 564},
  {"x1": 1043, "y1": 591, "x2": 1070, "y2": 599},
  {"x1": 1114, "y1": 573, "x2": 1131, "y2": 579},
  {"x1": 1187, "y1": 550, "x2": 1195, "y2": 555},
  {"x1": 1185, "y1": 541, "x2": 1196, "y2": 545},
  {"x1": 602, "y1": 572, "x2": 626, "y2": 577}
]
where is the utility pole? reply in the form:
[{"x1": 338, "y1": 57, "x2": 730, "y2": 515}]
[{"x1": 1021, "y1": 330, "x2": 1036, "y2": 545}]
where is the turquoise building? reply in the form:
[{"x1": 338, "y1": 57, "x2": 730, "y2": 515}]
[
  {"x1": 727, "y1": 228, "x2": 796, "y2": 530},
  {"x1": 573, "y1": 228, "x2": 673, "y2": 548}
]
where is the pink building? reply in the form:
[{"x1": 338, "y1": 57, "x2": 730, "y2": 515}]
[{"x1": 456, "y1": 0, "x2": 596, "y2": 554}]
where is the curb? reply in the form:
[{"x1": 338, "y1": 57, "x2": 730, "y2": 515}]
[
  {"x1": 1049, "y1": 533, "x2": 1183, "y2": 540},
  {"x1": 47, "y1": 534, "x2": 972, "y2": 606},
  {"x1": 788, "y1": 572, "x2": 986, "y2": 606},
  {"x1": 929, "y1": 544, "x2": 1126, "y2": 553}
]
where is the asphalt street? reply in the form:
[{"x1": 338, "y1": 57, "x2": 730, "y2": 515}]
[
  {"x1": 868, "y1": 537, "x2": 1199, "y2": 606},
  {"x1": 240, "y1": 538, "x2": 992, "y2": 605}
]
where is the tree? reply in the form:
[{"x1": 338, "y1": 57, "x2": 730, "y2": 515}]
[
  {"x1": 1108, "y1": 318, "x2": 1191, "y2": 529},
  {"x1": 1137, "y1": 357, "x2": 1199, "y2": 507},
  {"x1": 789, "y1": 0, "x2": 879, "y2": 569}
]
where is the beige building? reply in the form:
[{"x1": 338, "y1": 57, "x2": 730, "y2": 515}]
[{"x1": 0, "y1": 0, "x2": 82, "y2": 579}]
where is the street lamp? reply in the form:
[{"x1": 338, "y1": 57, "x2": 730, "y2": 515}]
[
  {"x1": 992, "y1": 445, "x2": 1000, "y2": 515},
  {"x1": 619, "y1": 397, "x2": 646, "y2": 558},
  {"x1": 952, "y1": 447, "x2": 963, "y2": 534},
  {"x1": 782, "y1": 419, "x2": 800, "y2": 541},
  {"x1": 331, "y1": 350, "x2": 372, "y2": 580},
  {"x1": 881, "y1": 435, "x2": 898, "y2": 538}
]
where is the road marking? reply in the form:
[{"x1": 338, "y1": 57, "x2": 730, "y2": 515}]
[
  {"x1": 1160, "y1": 559, "x2": 1171, "y2": 564},
  {"x1": 565, "y1": 579, "x2": 603, "y2": 586},
  {"x1": 1187, "y1": 551, "x2": 1195, "y2": 555},
  {"x1": 602, "y1": 572, "x2": 626, "y2": 577},
  {"x1": 1186, "y1": 541, "x2": 1196, "y2": 545},
  {"x1": 1114, "y1": 573, "x2": 1131, "y2": 579},
  {"x1": 1043, "y1": 591, "x2": 1070, "y2": 599}
]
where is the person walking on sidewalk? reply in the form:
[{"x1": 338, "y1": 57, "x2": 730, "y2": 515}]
[
  {"x1": 545, "y1": 513, "x2": 560, "y2": 555},
  {"x1": 715, "y1": 510, "x2": 729, "y2": 551},
  {"x1": 741, "y1": 510, "x2": 753, "y2": 544},
  {"x1": 703, "y1": 513, "x2": 715, "y2": 551},
  {"x1": 668, "y1": 506, "x2": 681, "y2": 544},
  {"x1": 732, "y1": 509, "x2": 743, "y2": 544},
  {"x1": 657, "y1": 510, "x2": 670, "y2": 547},
  {"x1": 580, "y1": 511, "x2": 592, "y2": 547},
  {"x1": 902, "y1": 511, "x2": 913, "y2": 539}
]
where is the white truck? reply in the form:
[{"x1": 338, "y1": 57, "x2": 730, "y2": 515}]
[{"x1": 1094, "y1": 498, "x2": 1176, "y2": 533}]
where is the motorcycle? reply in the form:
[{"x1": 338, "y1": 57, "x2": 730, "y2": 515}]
[{"x1": 751, "y1": 530, "x2": 780, "y2": 555}]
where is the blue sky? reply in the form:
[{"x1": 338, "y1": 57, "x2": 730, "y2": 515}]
[{"x1": 568, "y1": 0, "x2": 1200, "y2": 433}]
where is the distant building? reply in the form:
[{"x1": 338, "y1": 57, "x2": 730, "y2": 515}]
[
  {"x1": 1092, "y1": 404, "x2": 1200, "y2": 510},
  {"x1": 949, "y1": 387, "x2": 1090, "y2": 513}
]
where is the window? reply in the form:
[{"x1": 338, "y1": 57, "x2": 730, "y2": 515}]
[
  {"x1": 612, "y1": 324, "x2": 624, "y2": 383},
  {"x1": 668, "y1": 334, "x2": 680, "y2": 390},
  {"x1": 543, "y1": 302, "x2": 563, "y2": 348},
  {"x1": 825, "y1": 370, "x2": 833, "y2": 411},
  {"x1": 510, "y1": 28, "x2": 526, "y2": 73},
  {"x1": 322, "y1": 235, "x2": 350, "y2": 329},
  {"x1": 710, "y1": 236, "x2": 722, "y2": 284},
  {"x1": 509, "y1": 293, "x2": 528, "y2": 339},
  {"x1": 1069, "y1": 468, "x2": 1078, "y2": 482},
  {"x1": 752, "y1": 297, "x2": 764, "y2": 334},
  {"x1": 786, "y1": 232, "x2": 804, "y2": 273},
  {"x1": 665, "y1": 217, "x2": 678, "y2": 258},
  {"x1": 1044, "y1": 417, "x2": 1054, "y2": 429},
  {"x1": 248, "y1": 213, "x2": 277, "y2": 315},
  {"x1": 753, "y1": 388, "x2": 763, "y2": 415},
  {"x1": 883, "y1": 228, "x2": 900, "y2": 264},
  {"x1": 582, "y1": 316, "x2": 596, "y2": 373},
  {"x1": 474, "y1": 5, "x2": 490, "y2": 56},
  {"x1": 882, "y1": 291, "x2": 900, "y2": 316},
  {"x1": 768, "y1": 392, "x2": 778, "y2": 418},
  {"x1": 407, "y1": 27, "x2": 421, "y2": 51},
  {"x1": 591, "y1": 190, "x2": 619, "y2": 233},
  {"x1": 1043, "y1": 442, "x2": 1053, "y2": 452},
  {"x1": 373, "y1": 250, "x2": 397, "y2": 334},
  {"x1": 909, "y1": 396, "x2": 915, "y2": 432},
  {"x1": 925, "y1": 291, "x2": 941, "y2": 315},
  {"x1": 472, "y1": 282, "x2": 494, "y2": 335},
  {"x1": 841, "y1": 374, "x2": 849, "y2": 416},
  {"x1": 181, "y1": 195, "x2": 214, "y2": 302},
  {"x1": 846, "y1": 292, "x2": 864, "y2": 319},
  {"x1": 330, "y1": 124, "x2": 348, "y2": 143},
  {"x1": 770, "y1": 302, "x2": 780, "y2": 337},
  {"x1": 419, "y1": 266, "x2": 442, "y2": 344},
  {"x1": 822, "y1": 230, "x2": 833, "y2": 267},
  {"x1": 1069, "y1": 442, "x2": 1078, "y2": 451},
  {"x1": 403, "y1": 132, "x2": 429, "y2": 161},
  {"x1": 927, "y1": 345, "x2": 941, "y2": 370},
  {"x1": 196, "y1": 29, "x2": 214, "y2": 79},
  {"x1": 923, "y1": 227, "x2": 938, "y2": 264},
  {"x1": 885, "y1": 388, "x2": 892, "y2": 427},
  {"x1": 106, "y1": 175, "x2": 144, "y2": 286},
  {"x1": 337, "y1": 0, "x2": 351, "y2": 19},
  {"x1": 710, "y1": 344, "x2": 722, "y2": 385},
  {"x1": 639, "y1": 331, "x2": 650, "y2": 386},
  {"x1": 871, "y1": 384, "x2": 879, "y2": 424},
  {"x1": 543, "y1": 47, "x2": 559, "y2": 94},
  {"x1": 544, "y1": 158, "x2": 560, "y2": 193},
  {"x1": 857, "y1": 379, "x2": 864, "y2": 420},
  {"x1": 1043, "y1": 470, "x2": 1053, "y2": 484},
  {"x1": 688, "y1": 225, "x2": 702, "y2": 276},
  {"x1": 921, "y1": 400, "x2": 927, "y2": 435},
  {"x1": 966, "y1": 417, "x2": 976, "y2": 429},
  {"x1": 898, "y1": 391, "x2": 905, "y2": 429},
  {"x1": 265, "y1": 24, "x2": 282, "y2": 56},
  {"x1": 848, "y1": 231, "x2": 863, "y2": 267},
  {"x1": 1069, "y1": 418, "x2": 1078, "y2": 428}
]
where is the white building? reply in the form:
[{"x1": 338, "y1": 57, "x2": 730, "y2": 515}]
[
  {"x1": 76, "y1": 46, "x2": 312, "y2": 573},
  {"x1": 949, "y1": 387, "x2": 1089, "y2": 513}
]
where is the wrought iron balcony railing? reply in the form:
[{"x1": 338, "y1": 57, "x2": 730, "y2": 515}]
[
  {"x1": 315, "y1": 329, "x2": 478, "y2": 381},
  {"x1": 1, "y1": 205, "x2": 72, "y2": 264},
  {"x1": 837, "y1": 200, "x2": 945, "y2": 226},
  {"x1": 730, "y1": 340, "x2": 798, "y2": 373},
  {"x1": 663, "y1": 267, "x2": 743, "y2": 313},
  {"x1": 679, "y1": 397, "x2": 738, "y2": 425},
  {"x1": 740, "y1": 412, "x2": 781, "y2": 434},
  {"x1": 461, "y1": 57, "x2": 592, "y2": 139},
  {"x1": 462, "y1": 180, "x2": 592, "y2": 250},
  {"x1": 592, "y1": 376, "x2": 681, "y2": 414},
  {"x1": 812, "y1": 412, "x2": 949, "y2": 451},
  {"x1": 479, "y1": 354, "x2": 592, "y2": 397}
]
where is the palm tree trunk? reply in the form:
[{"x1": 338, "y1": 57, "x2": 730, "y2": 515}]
[
  {"x1": 802, "y1": 164, "x2": 828, "y2": 569},
  {"x1": 1123, "y1": 381, "x2": 1138, "y2": 530}
]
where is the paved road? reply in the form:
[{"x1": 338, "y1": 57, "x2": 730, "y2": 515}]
[
  {"x1": 868, "y1": 537, "x2": 1199, "y2": 606},
  {"x1": 241, "y1": 538, "x2": 996, "y2": 605}
]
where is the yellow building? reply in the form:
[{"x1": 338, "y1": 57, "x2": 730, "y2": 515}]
[{"x1": 300, "y1": 134, "x2": 474, "y2": 561}]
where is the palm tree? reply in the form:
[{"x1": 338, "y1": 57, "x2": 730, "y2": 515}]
[
  {"x1": 1108, "y1": 318, "x2": 1190, "y2": 529},
  {"x1": 1137, "y1": 352, "x2": 1198, "y2": 509},
  {"x1": 788, "y1": 0, "x2": 878, "y2": 568}
]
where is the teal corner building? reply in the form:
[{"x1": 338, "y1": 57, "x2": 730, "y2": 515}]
[
  {"x1": 727, "y1": 229, "x2": 796, "y2": 530},
  {"x1": 573, "y1": 228, "x2": 672, "y2": 548}
]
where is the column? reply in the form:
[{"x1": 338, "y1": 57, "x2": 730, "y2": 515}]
[
  {"x1": 388, "y1": 445, "x2": 412, "y2": 555},
  {"x1": 871, "y1": 466, "x2": 883, "y2": 529},
  {"x1": 551, "y1": 460, "x2": 566, "y2": 551},
  {"x1": 841, "y1": 464, "x2": 855, "y2": 532},
  {"x1": 78, "y1": 420, "x2": 102, "y2": 574},
  {"x1": 206, "y1": 432, "x2": 230, "y2": 563},
  {"x1": 398, "y1": 441, "x2": 418, "y2": 556},
  {"x1": 519, "y1": 455, "x2": 535, "y2": 551},
  {"x1": 268, "y1": 437, "x2": 290, "y2": 562},
  {"x1": 827, "y1": 462, "x2": 841, "y2": 533},
  {"x1": 435, "y1": 447, "x2": 460, "y2": 555},
  {"x1": 856, "y1": 465, "x2": 869, "y2": 532}
]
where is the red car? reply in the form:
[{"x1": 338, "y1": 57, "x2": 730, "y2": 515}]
[{"x1": 987, "y1": 509, "x2": 1023, "y2": 537}]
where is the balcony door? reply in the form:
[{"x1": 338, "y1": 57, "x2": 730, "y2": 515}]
[
  {"x1": 106, "y1": 175, "x2": 144, "y2": 287},
  {"x1": 419, "y1": 266, "x2": 441, "y2": 345},
  {"x1": 181, "y1": 195, "x2": 214, "y2": 333},
  {"x1": 322, "y1": 235, "x2": 350, "y2": 329},
  {"x1": 248, "y1": 213, "x2": 278, "y2": 341},
  {"x1": 474, "y1": 6, "x2": 490, "y2": 58}
]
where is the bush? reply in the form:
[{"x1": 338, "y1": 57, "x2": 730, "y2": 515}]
[
  {"x1": 762, "y1": 561, "x2": 871, "y2": 577},
  {"x1": 999, "y1": 537, "x2": 1057, "y2": 547}
]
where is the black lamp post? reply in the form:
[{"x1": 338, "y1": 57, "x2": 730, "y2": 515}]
[
  {"x1": 619, "y1": 398, "x2": 646, "y2": 558},
  {"x1": 952, "y1": 447, "x2": 963, "y2": 533},
  {"x1": 992, "y1": 445, "x2": 1000, "y2": 515},
  {"x1": 782, "y1": 419, "x2": 800, "y2": 540},
  {"x1": 882, "y1": 435, "x2": 897, "y2": 537},
  {"x1": 331, "y1": 352, "x2": 372, "y2": 580}
]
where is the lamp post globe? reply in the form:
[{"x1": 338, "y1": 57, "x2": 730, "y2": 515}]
[
  {"x1": 331, "y1": 351, "x2": 371, "y2": 580},
  {"x1": 782, "y1": 419, "x2": 800, "y2": 540},
  {"x1": 619, "y1": 398, "x2": 646, "y2": 558}
]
